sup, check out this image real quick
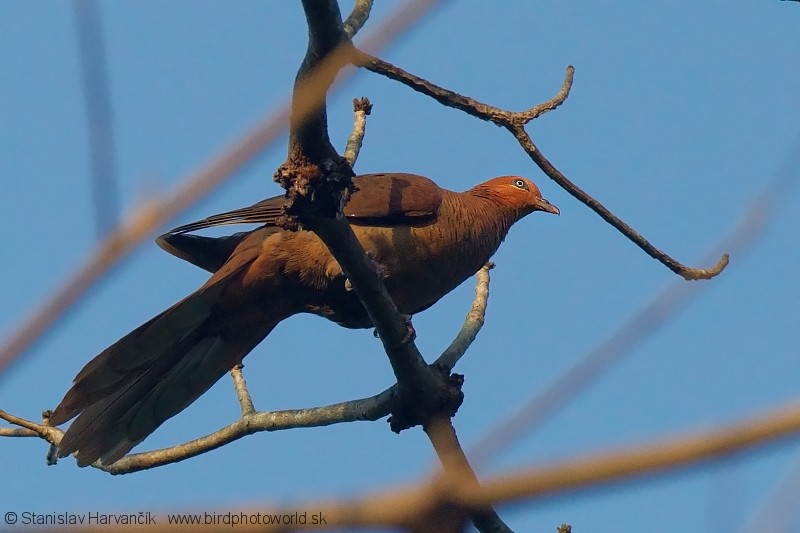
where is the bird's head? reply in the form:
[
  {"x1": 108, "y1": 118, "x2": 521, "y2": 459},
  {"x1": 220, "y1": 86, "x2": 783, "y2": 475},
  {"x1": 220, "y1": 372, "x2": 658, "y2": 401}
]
[{"x1": 478, "y1": 176, "x2": 560, "y2": 216}]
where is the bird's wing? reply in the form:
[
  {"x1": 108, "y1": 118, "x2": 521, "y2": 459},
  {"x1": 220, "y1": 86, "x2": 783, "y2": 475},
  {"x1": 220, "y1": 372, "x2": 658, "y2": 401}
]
[
  {"x1": 166, "y1": 197, "x2": 285, "y2": 235},
  {"x1": 344, "y1": 173, "x2": 443, "y2": 225},
  {"x1": 155, "y1": 196, "x2": 284, "y2": 272},
  {"x1": 155, "y1": 231, "x2": 264, "y2": 274},
  {"x1": 165, "y1": 173, "x2": 444, "y2": 235},
  {"x1": 156, "y1": 173, "x2": 444, "y2": 270}
]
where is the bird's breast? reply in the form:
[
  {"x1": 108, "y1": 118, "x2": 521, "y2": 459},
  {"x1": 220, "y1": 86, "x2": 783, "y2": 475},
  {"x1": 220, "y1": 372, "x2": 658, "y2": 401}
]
[
  {"x1": 351, "y1": 220, "x2": 497, "y2": 316},
  {"x1": 263, "y1": 205, "x2": 506, "y2": 328}
]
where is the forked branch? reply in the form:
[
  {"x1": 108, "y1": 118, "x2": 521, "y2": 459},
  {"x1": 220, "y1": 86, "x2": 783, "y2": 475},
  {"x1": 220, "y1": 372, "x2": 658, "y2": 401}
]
[{"x1": 355, "y1": 51, "x2": 729, "y2": 281}]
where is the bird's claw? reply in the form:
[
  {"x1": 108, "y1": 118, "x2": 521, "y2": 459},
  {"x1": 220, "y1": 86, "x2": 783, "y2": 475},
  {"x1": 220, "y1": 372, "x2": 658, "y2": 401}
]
[
  {"x1": 372, "y1": 314, "x2": 416, "y2": 345},
  {"x1": 400, "y1": 314, "x2": 416, "y2": 344}
]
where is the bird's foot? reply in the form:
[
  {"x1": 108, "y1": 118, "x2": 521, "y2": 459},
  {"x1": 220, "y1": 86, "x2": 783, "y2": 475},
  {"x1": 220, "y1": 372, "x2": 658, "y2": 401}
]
[
  {"x1": 371, "y1": 314, "x2": 416, "y2": 344},
  {"x1": 400, "y1": 314, "x2": 416, "y2": 344}
]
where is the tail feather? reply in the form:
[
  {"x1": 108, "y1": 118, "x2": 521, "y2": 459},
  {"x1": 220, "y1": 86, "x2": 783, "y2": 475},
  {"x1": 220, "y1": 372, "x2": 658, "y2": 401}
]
[
  {"x1": 51, "y1": 267, "x2": 276, "y2": 467},
  {"x1": 155, "y1": 231, "x2": 253, "y2": 273},
  {"x1": 49, "y1": 280, "x2": 226, "y2": 427}
]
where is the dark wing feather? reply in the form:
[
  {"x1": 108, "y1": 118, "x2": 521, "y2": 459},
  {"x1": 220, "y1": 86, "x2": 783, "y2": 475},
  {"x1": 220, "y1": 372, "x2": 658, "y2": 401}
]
[
  {"x1": 155, "y1": 231, "x2": 255, "y2": 273},
  {"x1": 157, "y1": 173, "x2": 444, "y2": 270},
  {"x1": 165, "y1": 173, "x2": 443, "y2": 234},
  {"x1": 344, "y1": 173, "x2": 443, "y2": 225},
  {"x1": 155, "y1": 196, "x2": 284, "y2": 272},
  {"x1": 167, "y1": 196, "x2": 285, "y2": 234}
]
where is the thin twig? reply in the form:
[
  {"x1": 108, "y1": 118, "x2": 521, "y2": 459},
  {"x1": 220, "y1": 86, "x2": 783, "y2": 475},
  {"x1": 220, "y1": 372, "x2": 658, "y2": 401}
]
[
  {"x1": 0, "y1": 427, "x2": 37, "y2": 437},
  {"x1": 356, "y1": 51, "x2": 729, "y2": 281},
  {"x1": 437, "y1": 262, "x2": 493, "y2": 370},
  {"x1": 343, "y1": 0, "x2": 373, "y2": 38},
  {"x1": 230, "y1": 364, "x2": 255, "y2": 416},
  {"x1": 1, "y1": 388, "x2": 392, "y2": 474},
  {"x1": 468, "y1": 130, "x2": 800, "y2": 465},
  {"x1": 343, "y1": 97, "x2": 372, "y2": 167},
  {"x1": 0, "y1": 410, "x2": 62, "y2": 444}
]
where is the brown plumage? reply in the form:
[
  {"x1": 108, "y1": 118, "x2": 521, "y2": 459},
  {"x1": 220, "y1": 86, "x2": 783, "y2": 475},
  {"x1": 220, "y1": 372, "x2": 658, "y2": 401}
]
[{"x1": 49, "y1": 173, "x2": 559, "y2": 466}]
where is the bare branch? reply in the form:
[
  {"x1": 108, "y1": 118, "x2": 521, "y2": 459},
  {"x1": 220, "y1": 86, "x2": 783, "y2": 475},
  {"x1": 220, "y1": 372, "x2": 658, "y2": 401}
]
[
  {"x1": 0, "y1": 388, "x2": 393, "y2": 474},
  {"x1": 230, "y1": 364, "x2": 255, "y2": 416},
  {"x1": 343, "y1": 97, "x2": 372, "y2": 167},
  {"x1": 437, "y1": 262, "x2": 493, "y2": 370},
  {"x1": 0, "y1": 426, "x2": 37, "y2": 437},
  {"x1": 0, "y1": 410, "x2": 62, "y2": 445},
  {"x1": 355, "y1": 51, "x2": 729, "y2": 281},
  {"x1": 343, "y1": 0, "x2": 373, "y2": 38},
  {"x1": 425, "y1": 417, "x2": 512, "y2": 533},
  {"x1": 469, "y1": 132, "x2": 800, "y2": 465},
  {"x1": 279, "y1": 0, "x2": 462, "y2": 437}
]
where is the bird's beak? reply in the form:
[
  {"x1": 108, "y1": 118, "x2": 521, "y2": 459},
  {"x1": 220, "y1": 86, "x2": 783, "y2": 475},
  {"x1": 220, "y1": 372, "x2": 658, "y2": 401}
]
[{"x1": 537, "y1": 198, "x2": 560, "y2": 215}]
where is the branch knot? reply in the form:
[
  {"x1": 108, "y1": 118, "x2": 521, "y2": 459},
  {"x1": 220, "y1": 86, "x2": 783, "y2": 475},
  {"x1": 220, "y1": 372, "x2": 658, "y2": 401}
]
[
  {"x1": 389, "y1": 365, "x2": 465, "y2": 433},
  {"x1": 273, "y1": 155, "x2": 355, "y2": 230}
]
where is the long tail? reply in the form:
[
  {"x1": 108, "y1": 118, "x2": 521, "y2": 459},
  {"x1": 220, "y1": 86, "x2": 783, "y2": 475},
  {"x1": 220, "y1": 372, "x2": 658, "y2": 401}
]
[{"x1": 49, "y1": 265, "x2": 276, "y2": 467}]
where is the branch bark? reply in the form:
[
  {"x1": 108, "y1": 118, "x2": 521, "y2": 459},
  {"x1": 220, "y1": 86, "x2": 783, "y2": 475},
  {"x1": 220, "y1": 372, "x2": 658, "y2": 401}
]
[
  {"x1": 276, "y1": 3, "x2": 509, "y2": 531},
  {"x1": 354, "y1": 51, "x2": 729, "y2": 281}
]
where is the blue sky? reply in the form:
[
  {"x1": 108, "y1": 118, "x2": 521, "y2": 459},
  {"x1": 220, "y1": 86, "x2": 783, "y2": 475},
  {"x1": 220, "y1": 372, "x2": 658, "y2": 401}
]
[{"x1": 1, "y1": 1, "x2": 799, "y2": 531}]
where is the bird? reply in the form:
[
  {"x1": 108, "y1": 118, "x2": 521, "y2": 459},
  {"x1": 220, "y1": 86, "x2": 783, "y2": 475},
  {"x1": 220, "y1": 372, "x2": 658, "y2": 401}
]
[{"x1": 49, "y1": 172, "x2": 559, "y2": 466}]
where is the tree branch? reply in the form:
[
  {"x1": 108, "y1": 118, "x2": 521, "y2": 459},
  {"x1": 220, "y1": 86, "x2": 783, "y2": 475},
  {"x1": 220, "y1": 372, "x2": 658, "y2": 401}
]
[
  {"x1": 437, "y1": 262, "x2": 493, "y2": 370},
  {"x1": 469, "y1": 133, "x2": 800, "y2": 464},
  {"x1": 343, "y1": 97, "x2": 372, "y2": 167},
  {"x1": 343, "y1": 0, "x2": 373, "y2": 38},
  {"x1": 0, "y1": 263, "x2": 493, "y2": 474},
  {"x1": 43, "y1": 397, "x2": 800, "y2": 531},
  {"x1": 424, "y1": 418, "x2": 512, "y2": 533},
  {"x1": 230, "y1": 364, "x2": 255, "y2": 416},
  {"x1": 278, "y1": 5, "x2": 508, "y2": 530},
  {"x1": 354, "y1": 50, "x2": 729, "y2": 281},
  {"x1": 277, "y1": 0, "x2": 460, "y2": 435}
]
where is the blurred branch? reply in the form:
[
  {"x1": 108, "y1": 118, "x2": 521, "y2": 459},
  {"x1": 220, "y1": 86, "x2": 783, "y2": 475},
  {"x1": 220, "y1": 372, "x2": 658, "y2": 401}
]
[
  {"x1": 39, "y1": 397, "x2": 800, "y2": 531},
  {"x1": 0, "y1": 0, "x2": 440, "y2": 378},
  {"x1": 469, "y1": 130, "x2": 800, "y2": 465},
  {"x1": 739, "y1": 446, "x2": 800, "y2": 533},
  {"x1": 72, "y1": 0, "x2": 119, "y2": 237},
  {"x1": 355, "y1": 51, "x2": 729, "y2": 281}
]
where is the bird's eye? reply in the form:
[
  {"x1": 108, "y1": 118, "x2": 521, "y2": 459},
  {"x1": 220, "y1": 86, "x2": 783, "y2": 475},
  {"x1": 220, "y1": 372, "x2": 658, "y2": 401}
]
[{"x1": 513, "y1": 179, "x2": 527, "y2": 189}]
